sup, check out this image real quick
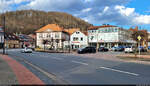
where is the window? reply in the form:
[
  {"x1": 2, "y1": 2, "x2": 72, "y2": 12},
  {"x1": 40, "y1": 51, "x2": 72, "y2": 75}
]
[
  {"x1": 73, "y1": 37, "x2": 78, "y2": 41},
  {"x1": 76, "y1": 32, "x2": 80, "y2": 34},
  {"x1": 47, "y1": 34, "x2": 51, "y2": 38},
  {"x1": 98, "y1": 30, "x2": 101, "y2": 33},
  {"x1": 81, "y1": 37, "x2": 83, "y2": 41},
  {"x1": 39, "y1": 34, "x2": 42, "y2": 38},
  {"x1": 90, "y1": 36, "x2": 94, "y2": 40},
  {"x1": 115, "y1": 28, "x2": 118, "y2": 32},
  {"x1": 55, "y1": 34, "x2": 59, "y2": 38},
  {"x1": 112, "y1": 28, "x2": 114, "y2": 32},
  {"x1": 75, "y1": 45, "x2": 79, "y2": 48},
  {"x1": 105, "y1": 29, "x2": 107, "y2": 33},
  {"x1": 108, "y1": 28, "x2": 111, "y2": 32},
  {"x1": 92, "y1": 30, "x2": 94, "y2": 33}
]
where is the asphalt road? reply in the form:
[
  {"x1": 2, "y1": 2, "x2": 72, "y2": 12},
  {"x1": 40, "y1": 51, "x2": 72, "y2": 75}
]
[{"x1": 3, "y1": 49, "x2": 150, "y2": 84}]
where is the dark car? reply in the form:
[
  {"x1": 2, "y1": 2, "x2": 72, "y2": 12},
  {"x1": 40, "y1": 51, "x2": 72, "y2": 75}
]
[
  {"x1": 98, "y1": 47, "x2": 109, "y2": 52},
  {"x1": 136, "y1": 46, "x2": 147, "y2": 52},
  {"x1": 77, "y1": 46, "x2": 96, "y2": 54}
]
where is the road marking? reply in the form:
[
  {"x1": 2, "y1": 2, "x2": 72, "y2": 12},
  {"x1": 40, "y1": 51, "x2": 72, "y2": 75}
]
[
  {"x1": 21, "y1": 58, "x2": 68, "y2": 84},
  {"x1": 51, "y1": 57, "x2": 63, "y2": 60},
  {"x1": 99, "y1": 67, "x2": 139, "y2": 76},
  {"x1": 71, "y1": 60, "x2": 88, "y2": 65}
]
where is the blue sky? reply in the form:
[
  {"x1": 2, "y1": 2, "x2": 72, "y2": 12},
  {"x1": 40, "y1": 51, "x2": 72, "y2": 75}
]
[
  {"x1": 0, "y1": 0, "x2": 150, "y2": 31},
  {"x1": 126, "y1": 0, "x2": 150, "y2": 15}
]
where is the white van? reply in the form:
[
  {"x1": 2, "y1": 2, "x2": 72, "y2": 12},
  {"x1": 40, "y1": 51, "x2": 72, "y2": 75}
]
[{"x1": 124, "y1": 46, "x2": 135, "y2": 53}]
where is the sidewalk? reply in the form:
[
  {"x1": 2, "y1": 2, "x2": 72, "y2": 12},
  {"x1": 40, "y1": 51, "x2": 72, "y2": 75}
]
[
  {"x1": 0, "y1": 55, "x2": 18, "y2": 84},
  {"x1": 0, "y1": 54, "x2": 45, "y2": 85}
]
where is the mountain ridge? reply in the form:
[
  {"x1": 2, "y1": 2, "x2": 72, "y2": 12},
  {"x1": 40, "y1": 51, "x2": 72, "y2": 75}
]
[{"x1": 0, "y1": 10, "x2": 92, "y2": 34}]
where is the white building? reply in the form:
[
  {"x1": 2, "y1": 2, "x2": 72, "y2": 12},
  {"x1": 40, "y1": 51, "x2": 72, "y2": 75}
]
[
  {"x1": 35, "y1": 24, "x2": 69, "y2": 49},
  {"x1": 88, "y1": 25, "x2": 136, "y2": 48},
  {"x1": 70, "y1": 30, "x2": 88, "y2": 49}
]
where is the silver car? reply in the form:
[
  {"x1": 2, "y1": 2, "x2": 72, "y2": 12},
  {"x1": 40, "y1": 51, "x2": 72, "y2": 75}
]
[{"x1": 21, "y1": 47, "x2": 32, "y2": 53}]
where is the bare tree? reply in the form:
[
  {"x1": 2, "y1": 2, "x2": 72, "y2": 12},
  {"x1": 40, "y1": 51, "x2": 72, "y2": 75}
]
[{"x1": 42, "y1": 39, "x2": 48, "y2": 50}]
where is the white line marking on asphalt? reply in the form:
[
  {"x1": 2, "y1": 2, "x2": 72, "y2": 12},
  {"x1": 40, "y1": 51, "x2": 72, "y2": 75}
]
[
  {"x1": 72, "y1": 60, "x2": 88, "y2": 65},
  {"x1": 99, "y1": 67, "x2": 139, "y2": 76},
  {"x1": 22, "y1": 58, "x2": 68, "y2": 84},
  {"x1": 51, "y1": 57, "x2": 63, "y2": 60}
]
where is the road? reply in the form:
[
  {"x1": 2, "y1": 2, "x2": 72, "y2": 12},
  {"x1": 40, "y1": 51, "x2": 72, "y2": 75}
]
[{"x1": 3, "y1": 49, "x2": 150, "y2": 84}]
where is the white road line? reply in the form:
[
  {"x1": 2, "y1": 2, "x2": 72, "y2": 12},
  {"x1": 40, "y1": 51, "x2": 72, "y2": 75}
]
[
  {"x1": 51, "y1": 57, "x2": 63, "y2": 60},
  {"x1": 99, "y1": 67, "x2": 139, "y2": 76},
  {"x1": 71, "y1": 60, "x2": 88, "y2": 65}
]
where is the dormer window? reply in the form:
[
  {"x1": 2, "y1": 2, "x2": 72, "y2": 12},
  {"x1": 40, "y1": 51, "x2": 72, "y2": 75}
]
[
  {"x1": 76, "y1": 32, "x2": 80, "y2": 34},
  {"x1": 47, "y1": 29, "x2": 51, "y2": 32}
]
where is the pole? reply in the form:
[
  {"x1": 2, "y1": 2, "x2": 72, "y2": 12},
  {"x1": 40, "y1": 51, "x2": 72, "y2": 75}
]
[
  {"x1": 138, "y1": 41, "x2": 140, "y2": 58},
  {"x1": 96, "y1": 33, "x2": 99, "y2": 52},
  {"x1": 3, "y1": 15, "x2": 6, "y2": 54},
  {"x1": 68, "y1": 29, "x2": 71, "y2": 53}
]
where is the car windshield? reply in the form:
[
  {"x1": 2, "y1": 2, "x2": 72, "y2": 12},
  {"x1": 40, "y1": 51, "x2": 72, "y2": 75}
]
[{"x1": 26, "y1": 48, "x2": 31, "y2": 49}]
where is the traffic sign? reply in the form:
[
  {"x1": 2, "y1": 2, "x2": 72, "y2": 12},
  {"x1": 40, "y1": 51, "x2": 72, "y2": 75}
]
[{"x1": 137, "y1": 35, "x2": 141, "y2": 41}]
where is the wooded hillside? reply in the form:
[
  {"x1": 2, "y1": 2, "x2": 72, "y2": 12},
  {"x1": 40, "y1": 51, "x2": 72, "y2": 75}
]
[{"x1": 0, "y1": 10, "x2": 92, "y2": 34}]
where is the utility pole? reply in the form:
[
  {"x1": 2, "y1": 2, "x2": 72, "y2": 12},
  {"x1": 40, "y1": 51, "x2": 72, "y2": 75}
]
[
  {"x1": 67, "y1": 16, "x2": 71, "y2": 53},
  {"x1": 3, "y1": 15, "x2": 6, "y2": 55}
]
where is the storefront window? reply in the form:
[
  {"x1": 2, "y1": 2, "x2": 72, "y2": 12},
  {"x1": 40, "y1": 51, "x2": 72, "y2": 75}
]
[{"x1": 115, "y1": 28, "x2": 118, "y2": 32}]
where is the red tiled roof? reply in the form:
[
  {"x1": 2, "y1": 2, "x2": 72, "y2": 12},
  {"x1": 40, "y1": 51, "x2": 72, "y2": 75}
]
[
  {"x1": 36, "y1": 24, "x2": 63, "y2": 32},
  {"x1": 64, "y1": 28, "x2": 80, "y2": 35}
]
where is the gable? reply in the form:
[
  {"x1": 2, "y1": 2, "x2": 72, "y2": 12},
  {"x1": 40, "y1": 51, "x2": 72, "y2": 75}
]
[{"x1": 71, "y1": 31, "x2": 87, "y2": 37}]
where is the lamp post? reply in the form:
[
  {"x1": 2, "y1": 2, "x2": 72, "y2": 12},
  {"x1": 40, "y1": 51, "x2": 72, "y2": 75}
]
[{"x1": 2, "y1": 14, "x2": 6, "y2": 54}]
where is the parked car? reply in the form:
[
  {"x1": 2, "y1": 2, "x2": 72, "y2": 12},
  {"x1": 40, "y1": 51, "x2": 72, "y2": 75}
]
[
  {"x1": 136, "y1": 46, "x2": 147, "y2": 52},
  {"x1": 114, "y1": 46, "x2": 125, "y2": 52},
  {"x1": 124, "y1": 46, "x2": 135, "y2": 53},
  {"x1": 148, "y1": 46, "x2": 150, "y2": 50},
  {"x1": 21, "y1": 47, "x2": 32, "y2": 53},
  {"x1": 98, "y1": 47, "x2": 109, "y2": 52},
  {"x1": 110, "y1": 47, "x2": 117, "y2": 51},
  {"x1": 77, "y1": 46, "x2": 96, "y2": 54}
]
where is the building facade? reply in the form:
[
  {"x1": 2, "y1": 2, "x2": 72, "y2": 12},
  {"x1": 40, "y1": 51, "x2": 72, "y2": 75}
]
[
  {"x1": 36, "y1": 24, "x2": 69, "y2": 50},
  {"x1": 70, "y1": 31, "x2": 88, "y2": 49},
  {"x1": 88, "y1": 25, "x2": 136, "y2": 49},
  {"x1": 5, "y1": 33, "x2": 20, "y2": 48}
]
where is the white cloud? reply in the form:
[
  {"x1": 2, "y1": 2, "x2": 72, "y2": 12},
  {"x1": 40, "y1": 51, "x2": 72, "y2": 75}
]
[
  {"x1": 115, "y1": 5, "x2": 135, "y2": 16},
  {"x1": 81, "y1": 8, "x2": 92, "y2": 13},
  {"x1": 1, "y1": 0, "x2": 150, "y2": 26},
  {"x1": 134, "y1": 15, "x2": 150, "y2": 24},
  {"x1": 0, "y1": 0, "x2": 31, "y2": 13},
  {"x1": 103, "y1": 6, "x2": 109, "y2": 13}
]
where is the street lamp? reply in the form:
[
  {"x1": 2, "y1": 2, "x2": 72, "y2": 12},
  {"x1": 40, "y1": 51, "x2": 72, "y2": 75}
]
[
  {"x1": 1, "y1": 13, "x2": 6, "y2": 54},
  {"x1": 1, "y1": 0, "x2": 6, "y2": 55}
]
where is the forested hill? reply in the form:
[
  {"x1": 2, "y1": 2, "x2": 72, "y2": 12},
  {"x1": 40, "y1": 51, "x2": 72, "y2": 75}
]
[{"x1": 0, "y1": 10, "x2": 92, "y2": 34}]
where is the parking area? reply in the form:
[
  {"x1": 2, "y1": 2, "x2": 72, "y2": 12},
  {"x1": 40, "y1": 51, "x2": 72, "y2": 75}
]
[{"x1": 66, "y1": 51, "x2": 126, "y2": 62}]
